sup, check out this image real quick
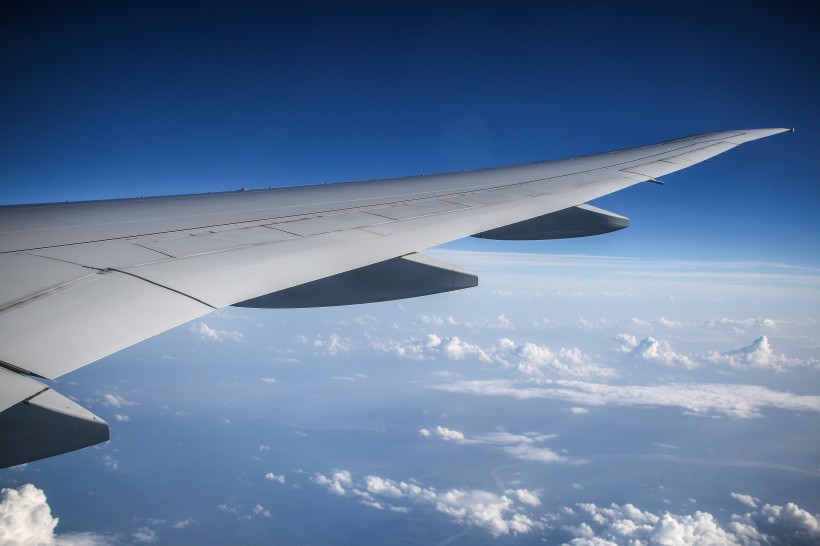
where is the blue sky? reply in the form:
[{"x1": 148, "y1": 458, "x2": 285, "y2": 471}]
[{"x1": 1, "y1": 2, "x2": 819, "y2": 545}]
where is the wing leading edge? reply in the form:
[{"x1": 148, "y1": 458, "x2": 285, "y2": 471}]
[{"x1": 0, "y1": 128, "x2": 792, "y2": 467}]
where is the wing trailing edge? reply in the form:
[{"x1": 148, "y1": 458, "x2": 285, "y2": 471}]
[{"x1": 234, "y1": 252, "x2": 477, "y2": 308}]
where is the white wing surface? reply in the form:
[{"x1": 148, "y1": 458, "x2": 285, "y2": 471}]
[{"x1": 0, "y1": 128, "x2": 791, "y2": 467}]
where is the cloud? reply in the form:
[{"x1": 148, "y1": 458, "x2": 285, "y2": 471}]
[
  {"x1": 260, "y1": 377, "x2": 277, "y2": 384},
  {"x1": 754, "y1": 502, "x2": 820, "y2": 539},
  {"x1": 443, "y1": 337, "x2": 493, "y2": 363},
  {"x1": 312, "y1": 470, "x2": 353, "y2": 496},
  {"x1": 311, "y1": 471, "x2": 542, "y2": 536},
  {"x1": 189, "y1": 322, "x2": 243, "y2": 342},
  {"x1": 512, "y1": 341, "x2": 615, "y2": 378},
  {"x1": 419, "y1": 426, "x2": 566, "y2": 464},
  {"x1": 113, "y1": 414, "x2": 130, "y2": 422},
  {"x1": 132, "y1": 527, "x2": 157, "y2": 543},
  {"x1": 171, "y1": 519, "x2": 192, "y2": 529},
  {"x1": 557, "y1": 498, "x2": 820, "y2": 545},
  {"x1": 432, "y1": 426, "x2": 465, "y2": 441},
  {"x1": 616, "y1": 335, "x2": 815, "y2": 372},
  {"x1": 265, "y1": 472, "x2": 285, "y2": 484},
  {"x1": 701, "y1": 336, "x2": 816, "y2": 372},
  {"x1": 373, "y1": 333, "x2": 611, "y2": 378},
  {"x1": 563, "y1": 502, "x2": 760, "y2": 546},
  {"x1": 619, "y1": 336, "x2": 697, "y2": 369},
  {"x1": 705, "y1": 318, "x2": 778, "y2": 329},
  {"x1": 0, "y1": 484, "x2": 111, "y2": 545},
  {"x1": 656, "y1": 317, "x2": 683, "y2": 328},
  {"x1": 252, "y1": 505, "x2": 270, "y2": 518},
  {"x1": 312, "y1": 333, "x2": 352, "y2": 356},
  {"x1": 102, "y1": 455, "x2": 119, "y2": 471},
  {"x1": 731, "y1": 492, "x2": 760, "y2": 508},
  {"x1": 433, "y1": 379, "x2": 820, "y2": 419},
  {"x1": 103, "y1": 394, "x2": 136, "y2": 408},
  {"x1": 218, "y1": 502, "x2": 270, "y2": 520}
]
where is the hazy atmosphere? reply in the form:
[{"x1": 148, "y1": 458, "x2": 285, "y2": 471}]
[{"x1": 1, "y1": 2, "x2": 818, "y2": 545}]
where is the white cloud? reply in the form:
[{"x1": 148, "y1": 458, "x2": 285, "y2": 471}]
[
  {"x1": 189, "y1": 322, "x2": 243, "y2": 342},
  {"x1": 132, "y1": 527, "x2": 157, "y2": 543},
  {"x1": 731, "y1": 492, "x2": 760, "y2": 508},
  {"x1": 261, "y1": 377, "x2": 277, "y2": 384},
  {"x1": 103, "y1": 394, "x2": 136, "y2": 408},
  {"x1": 513, "y1": 341, "x2": 615, "y2": 378},
  {"x1": 420, "y1": 426, "x2": 566, "y2": 464},
  {"x1": 756, "y1": 502, "x2": 820, "y2": 538},
  {"x1": 312, "y1": 470, "x2": 353, "y2": 496},
  {"x1": 622, "y1": 336, "x2": 698, "y2": 369},
  {"x1": 0, "y1": 484, "x2": 111, "y2": 546},
  {"x1": 370, "y1": 336, "x2": 430, "y2": 360},
  {"x1": 171, "y1": 519, "x2": 192, "y2": 529},
  {"x1": 265, "y1": 472, "x2": 285, "y2": 484},
  {"x1": 443, "y1": 337, "x2": 492, "y2": 363},
  {"x1": 433, "y1": 379, "x2": 820, "y2": 419},
  {"x1": 568, "y1": 407, "x2": 589, "y2": 414},
  {"x1": 311, "y1": 471, "x2": 542, "y2": 537},
  {"x1": 102, "y1": 455, "x2": 119, "y2": 471},
  {"x1": 701, "y1": 336, "x2": 815, "y2": 372},
  {"x1": 509, "y1": 489, "x2": 541, "y2": 507},
  {"x1": 113, "y1": 414, "x2": 130, "y2": 422},
  {"x1": 558, "y1": 498, "x2": 820, "y2": 546},
  {"x1": 430, "y1": 425, "x2": 465, "y2": 441},
  {"x1": 656, "y1": 317, "x2": 683, "y2": 328},
  {"x1": 313, "y1": 333, "x2": 353, "y2": 356},
  {"x1": 252, "y1": 505, "x2": 270, "y2": 518},
  {"x1": 705, "y1": 318, "x2": 778, "y2": 329},
  {"x1": 564, "y1": 502, "x2": 758, "y2": 546}
]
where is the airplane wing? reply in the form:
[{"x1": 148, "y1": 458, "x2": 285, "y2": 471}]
[{"x1": 0, "y1": 128, "x2": 791, "y2": 467}]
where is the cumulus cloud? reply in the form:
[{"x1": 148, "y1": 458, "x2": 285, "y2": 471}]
[
  {"x1": 311, "y1": 471, "x2": 542, "y2": 536},
  {"x1": 312, "y1": 470, "x2": 353, "y2": 496},
  {"x1": 265, "y1": 472, "x2": 285, "y2": 484},
  {"x1": 753, "y1": 502, "x2": 820, "y2": 539},
  {"x1": 132, "y1": 527, "x2": 157, "y2": 543},
  {"x1": 616, "y1": 335, "x2": 814, "y2": 372},
  {"x1": 113, "y1": 414, "x2": 130, "y2": 422},
  {"x1": 312, "y1": 333, "x2": 353, "y2": 356},
  {"x1": 373, "y1": 333, "x2": 610, "y2": 378},
  {"x1": 618, "y1": 336, "x2": 697, "y2": 369},
  {"x1": 261, "y1": 377, "x2": 277, "y2": 384},
  {"x1": 427, "y1": 425, "x2": 465, "y2": 441},
  {"x1": 556, "y1": 497, "x2": 820, "y2": 545},
  {"x1": 433, "y1": 379, "x2": 820, "y2": 419},
  {"x1": 103, "y1": 394, "x2": 136, "y2": 408},
  {"x1": 252, "y1": 505, "x2": 270, "y2": 518},
  {"x1": 512, "y1": 341, "x2": 615, "y2": 378},
  {"x1": 443, "y1": 337, "x2": 493, "y2": 363},
  {"x1": 563, "y1": 502, "x2": 760, "y2": 546},
  {"x1": 732, "y1": 492, "x2": 760, "y2": 508},
  {"x1": 701, "y1": 336, "x2": 815, "y2": 372},
  {"x1": 189, "y1": 322, "x2": 243, "y2": 342},
  {"x1": 0, "y1": 484, "x2": 111, "y2": 546}
]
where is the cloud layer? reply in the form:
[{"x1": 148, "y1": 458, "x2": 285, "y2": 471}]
[{"x1": 433, "y1": 379, "x2": 820, "y2": 418}]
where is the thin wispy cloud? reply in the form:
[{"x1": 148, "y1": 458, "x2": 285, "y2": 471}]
[{"x1": 433, "y1": 379, "x2": 820, "y2": 419}]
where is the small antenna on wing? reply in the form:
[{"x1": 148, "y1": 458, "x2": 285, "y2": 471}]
[{"x1": 643, "y1": 177, "x2": 665, "y2": 185}]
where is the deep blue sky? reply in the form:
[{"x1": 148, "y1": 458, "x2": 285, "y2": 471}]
[{"x1": 1, "y1": 0, "x2": 818, "y2": 267}]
